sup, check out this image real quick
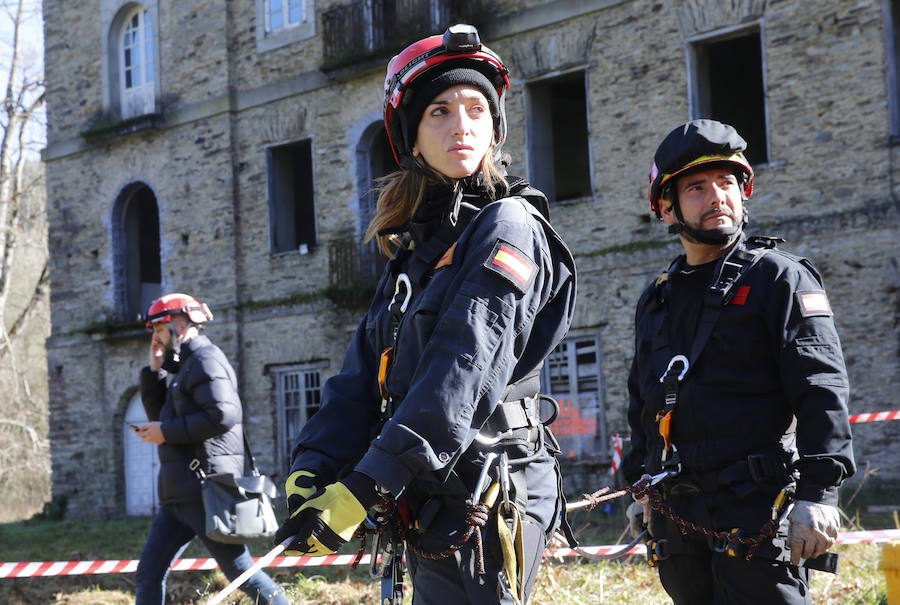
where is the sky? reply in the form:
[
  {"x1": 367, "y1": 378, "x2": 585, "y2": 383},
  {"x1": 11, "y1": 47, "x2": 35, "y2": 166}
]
[{"x1": 0, "y1": 0, "x2": 46, "y2": 159}]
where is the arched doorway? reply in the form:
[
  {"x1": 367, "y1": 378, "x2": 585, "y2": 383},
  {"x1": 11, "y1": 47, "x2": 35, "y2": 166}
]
[{"x1": 123, "y1": 392, "x2": 160, "y2": 515}]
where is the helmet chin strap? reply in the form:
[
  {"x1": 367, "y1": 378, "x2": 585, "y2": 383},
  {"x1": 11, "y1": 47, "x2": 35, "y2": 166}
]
[
  {"x1": 167, "y1": 323, "x2": 184, "y2": 362},
  {"x1": 667, "y1": 193, "x2": 748, "y2": 247}
]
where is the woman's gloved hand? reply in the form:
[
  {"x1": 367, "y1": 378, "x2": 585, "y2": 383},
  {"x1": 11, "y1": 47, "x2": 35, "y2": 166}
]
[
  {"x1": 787, "y1": 500, "x2": 840, "y2": 565},
  {"x1": 274, "y1": 471, "x2": 379, "y2": 556},
  {"x1": 285, "y1": 469, "x2": 319, "y2": 513}
]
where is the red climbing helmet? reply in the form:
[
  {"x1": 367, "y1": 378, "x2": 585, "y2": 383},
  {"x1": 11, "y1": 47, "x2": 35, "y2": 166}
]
[
  {"x1": 383, "y1": 23, "x2": 510, "y2": 170},
  {"x1": 144, "y1": 293, "x2": 213, "y2": 329}
]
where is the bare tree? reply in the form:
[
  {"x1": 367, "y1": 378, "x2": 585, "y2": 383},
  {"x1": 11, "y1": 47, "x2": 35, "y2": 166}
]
[
  {"x1": 0, "y1": 0, "x2": 45, "y2": 350},
  {"x1": 0, "y1": 0, "x2": 50, "y2": 521}
]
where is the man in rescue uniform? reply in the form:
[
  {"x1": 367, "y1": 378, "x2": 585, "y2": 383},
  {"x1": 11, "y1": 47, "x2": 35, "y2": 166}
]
[
  {"x1": 621, "y1": 120, "x2": 855, "y2": 604},
  {"x1": 273, "y1": 25, "x2": 577, "y2": 604}
]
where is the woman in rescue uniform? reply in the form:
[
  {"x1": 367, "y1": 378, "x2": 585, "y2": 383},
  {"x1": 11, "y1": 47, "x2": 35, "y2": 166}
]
[{"x1": 273, "y1": 24, "x2": 577, "y2": 604}]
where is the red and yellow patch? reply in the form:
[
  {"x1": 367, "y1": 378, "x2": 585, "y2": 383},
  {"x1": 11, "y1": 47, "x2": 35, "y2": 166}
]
[
  {"x1": 484, "y1": 239, "x2": 537, "y2": 293},
  {"x1": 797, "y1": 289, "x2": 832, "y2": 317},
  {"x1": 435, "y1": 242, "x2": 457, "y2": 270}
]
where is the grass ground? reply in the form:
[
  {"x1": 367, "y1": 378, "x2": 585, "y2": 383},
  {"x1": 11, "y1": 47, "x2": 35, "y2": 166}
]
[{"x1": 0, "y1": 492, "x2": 892, "y2": 605}]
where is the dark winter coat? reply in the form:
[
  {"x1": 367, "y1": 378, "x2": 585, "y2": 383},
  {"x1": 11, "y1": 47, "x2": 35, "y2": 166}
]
[{"x1": 140, "y1": 334, "x2": 244, "y2": 504}]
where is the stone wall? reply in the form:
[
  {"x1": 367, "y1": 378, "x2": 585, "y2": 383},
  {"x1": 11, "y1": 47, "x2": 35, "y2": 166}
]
[{"x1": 43, "y1": 0, "x2": 899, "y2": 517}]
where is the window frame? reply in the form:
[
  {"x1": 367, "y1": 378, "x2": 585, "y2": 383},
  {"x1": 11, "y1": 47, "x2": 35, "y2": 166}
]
[
  {"x1": 524, "y1": 67, "x2": 594, "y2": 204},
  {"x1": 111, "y1": 180, "x2": 163, "y2": 322},
  {"x1": 265, "y1": 137, "x2": 318, "y2": 255},
  {"x1": 685, "y1": 22, "x2": 771, "y2": 166},
  {"x1": 272, "y1": 362, "x2": 328, "y2": 473},
  {"x1": 103, "y1": 2, "x2": 161, "y2": 120},
  {"x1": 540, "y1": 332, "x2": 608, "y2": 462},
  {"x1": 256, "y1": 0, "x2": 316, "y2": 53}
]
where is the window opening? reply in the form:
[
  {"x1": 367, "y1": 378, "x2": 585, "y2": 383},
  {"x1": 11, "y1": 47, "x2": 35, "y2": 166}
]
[
  {"x1": 275, "y1": 366, "x2": 323, "y2": 472},
  {"x1": 120, "y1": 7, "x2": 155, "y2": 118},
  {"x1": 267, "y1": 139, "x2": 316, "y2": 254},
  {"x1": 118, "y1": 184, "x2": 161, "y2": 321},
  {"x1": 541, "y1": 335, "x2": 607, "y2": 460},
  {"x1": 691, "y1": 29, "x2": 768, "y2": 165},
  {"x1": 526, "y1": 71, "x2": 592, "y2": 202}
]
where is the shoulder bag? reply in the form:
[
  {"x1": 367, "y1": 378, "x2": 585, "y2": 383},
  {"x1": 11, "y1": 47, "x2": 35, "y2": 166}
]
[{"x1": 189, "y1": 429, "x2": 279, "y2": 544}]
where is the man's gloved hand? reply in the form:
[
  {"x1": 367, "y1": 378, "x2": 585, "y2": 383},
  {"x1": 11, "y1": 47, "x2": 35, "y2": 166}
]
[
  {"x1": 625, "y1": 494, "x2": 652, "y2": 539},
  {"x1": 274, "y1": 471, "x2": 379, "y2": 556},
  {"x1": 285, "y1": 469, "x2": 319, "y2": 515},
  {"x1": 787, "y1": 500, "x2": 840, "y2": 565}
]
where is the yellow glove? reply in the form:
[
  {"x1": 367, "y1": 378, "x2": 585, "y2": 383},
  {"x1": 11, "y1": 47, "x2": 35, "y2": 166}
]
[
  {"x1": 285, "y1": 469, "x2": 319, "y2": 514},
  {"x1": 274, "y1": 481, "x2": 366, "y2": 556}
]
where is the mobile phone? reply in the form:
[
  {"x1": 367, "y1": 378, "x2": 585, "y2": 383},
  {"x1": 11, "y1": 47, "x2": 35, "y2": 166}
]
[{"x1": 130, "y1": 424, "x2": 141, "y2": 432}]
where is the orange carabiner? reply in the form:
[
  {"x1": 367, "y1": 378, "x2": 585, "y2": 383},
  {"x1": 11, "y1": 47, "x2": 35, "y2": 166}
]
[
  {"x1": 378, "y1": 346, "x2": 394, "y2": 400},
  {"x1": 655, "y1": 409, "x2": 673, "y2": 453}
]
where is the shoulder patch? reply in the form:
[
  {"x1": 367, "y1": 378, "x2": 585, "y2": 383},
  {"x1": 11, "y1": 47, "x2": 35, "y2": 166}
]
[
  {"x1": 483, "y1": 239, "x2": 538, "y2": 293},
  {"x1": 796, "y1": 289, "x2": 833, "y2": 317},
  {"x1": 730, "y1": 285, "x2": 751, "y2": 306},
  {"x1": 435, "y1": 242, "x2": 456, "y2": 270}
]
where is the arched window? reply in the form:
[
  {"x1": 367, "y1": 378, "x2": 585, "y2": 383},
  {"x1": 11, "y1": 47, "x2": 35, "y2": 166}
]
[
  {"x1": 113, "y1": 183, "x2": 162, "y2": 321},
  {"x1": 119, "y1": 6, "x2": 155, "y2": 118}
]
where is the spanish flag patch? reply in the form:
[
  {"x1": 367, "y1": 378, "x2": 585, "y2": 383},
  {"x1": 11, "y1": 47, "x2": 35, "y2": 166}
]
[
  {"x1": 484, "y1": 239, "x2": 537, "y2": 293},
  {"x1": 796, "y1": 289, "x2": 833, "y2": 317}
]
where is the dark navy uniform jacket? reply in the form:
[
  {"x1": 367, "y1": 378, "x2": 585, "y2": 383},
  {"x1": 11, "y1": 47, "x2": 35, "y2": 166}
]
[
  {"x1": 290, "y1": 179, "x2": 576, "y2": 545},
  {"x1": 622, "y1": 234, "x2": 855, "y2": 515},
  {"x1": 140, "y1": 335, "x2": 245, "y2": 504}
]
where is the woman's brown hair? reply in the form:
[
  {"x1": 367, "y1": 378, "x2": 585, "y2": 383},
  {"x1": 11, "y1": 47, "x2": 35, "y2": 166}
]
[{"x1": 365, "y1": 150, "x2": 507, "y2": 256}]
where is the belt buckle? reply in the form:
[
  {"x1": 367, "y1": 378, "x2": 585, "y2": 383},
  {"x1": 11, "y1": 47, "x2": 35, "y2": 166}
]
[{"x1": 746, "y1": 453, "x2": 770, "y2": 483}]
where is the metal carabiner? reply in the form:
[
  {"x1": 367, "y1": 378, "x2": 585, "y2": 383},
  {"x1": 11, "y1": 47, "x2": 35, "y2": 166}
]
[
  {"x1": 474, "y1": 428, "x2": 516, "y2": 446},
  {"x1": 659, "y1": 354, "x2": 689, "y2": 383},
  {"x1": 499, "y1": 451, "x2": 511, "y2": 512},
  {"x1": 392, "y1": 273, "x2": 413, "y2": 314},
  {"x1": 472, "y1": 452, "x2": 498, "y2": 503}
]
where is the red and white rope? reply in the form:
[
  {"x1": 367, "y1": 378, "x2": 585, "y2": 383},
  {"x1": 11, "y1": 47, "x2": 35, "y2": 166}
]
[
  {"x1": 849, "y1": 410, "x2": 900, "y2": 423},
  {"x1": 3, "y1": 529, "x2": 898, "y2": 578}
]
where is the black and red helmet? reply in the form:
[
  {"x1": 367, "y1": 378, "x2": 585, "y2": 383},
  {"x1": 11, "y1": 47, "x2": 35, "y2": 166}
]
[
  {"x1": 648, "y1": 119, "x2": 754, "y2": 218},
  {"x1": 144, "y1": 293, "x2": 213, "y2": 329},
  {"x1": 383, "y1": 24, "x2": 510, "y2": 170}
]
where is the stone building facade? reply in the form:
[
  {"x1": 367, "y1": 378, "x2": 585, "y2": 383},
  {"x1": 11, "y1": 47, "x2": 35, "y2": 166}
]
[{"x1": 42, "y1": 0, "x2": 899, "y2": 518}]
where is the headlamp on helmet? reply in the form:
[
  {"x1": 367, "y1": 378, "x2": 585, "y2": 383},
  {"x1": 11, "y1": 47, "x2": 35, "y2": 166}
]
[{"x1": 383, "y1": 24, "x2": 510, "y2": 171}]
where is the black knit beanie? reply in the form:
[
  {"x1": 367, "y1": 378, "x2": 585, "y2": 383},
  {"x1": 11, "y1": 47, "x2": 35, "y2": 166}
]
[{"x1": 403, "y1": 64, "x2": 500, "y2": 150}]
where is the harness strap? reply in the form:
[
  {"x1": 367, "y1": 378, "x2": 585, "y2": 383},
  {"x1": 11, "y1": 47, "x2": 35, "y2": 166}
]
[
  {"x1": 497, "y1": 502, "x2": 525, "y2": 604},
  {"x1": 650, "y1": 238, "x2": 773, "y2": 468}
]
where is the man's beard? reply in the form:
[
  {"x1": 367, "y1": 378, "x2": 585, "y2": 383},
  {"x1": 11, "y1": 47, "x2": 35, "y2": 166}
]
[
  {"x1": 680, "y1": 207, "x2": 742, "y2": 245},
  {"x1": 162, "y1": 346, "x2": 181, "y2": 373}
]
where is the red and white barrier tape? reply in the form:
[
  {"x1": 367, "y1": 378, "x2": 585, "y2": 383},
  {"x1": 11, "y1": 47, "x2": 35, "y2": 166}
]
[
  {"x1": 849, "y1": 410, "x2": 900, "y2": 423},
  {"x1": 3, "y1": 529, "x2": 899, "y2": 578},
  {"x1": 609, "y1": 433, "x2": 624, "y2": 476}
]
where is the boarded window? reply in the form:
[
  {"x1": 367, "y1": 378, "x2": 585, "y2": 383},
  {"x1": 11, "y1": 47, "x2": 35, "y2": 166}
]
[
  {"x1": 526, "y1": 71, "x2": 592, "y2": 202},
  {"x1": 690, "y1": 29, "x2": 768, "y2": 165},
  {"x1": 267, "y1": 139, "x2": 317, "y2": 254},
  {"x1": 542, "y1": 335, "x2": 607, "y2": 461}
]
